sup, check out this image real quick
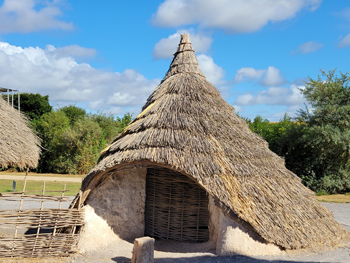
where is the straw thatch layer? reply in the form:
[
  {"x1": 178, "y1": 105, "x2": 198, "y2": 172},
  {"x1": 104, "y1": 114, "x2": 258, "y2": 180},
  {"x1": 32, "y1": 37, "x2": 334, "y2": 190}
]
[
  {"x1": 78, "y1": 34, "x2": 349, "y2": 250},
  {"x1": 0, "y1": 96, "x2": 41, "y2": 168}
]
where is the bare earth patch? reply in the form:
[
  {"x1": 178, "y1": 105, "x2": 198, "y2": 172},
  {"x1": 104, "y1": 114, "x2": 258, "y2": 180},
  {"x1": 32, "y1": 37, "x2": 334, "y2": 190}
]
[
  {"x1": 69, "y1": 202, "x2": 350, "y2": 263},
  {"x1": 1, "y1": 177, "x2": 349, "y2": 262}
]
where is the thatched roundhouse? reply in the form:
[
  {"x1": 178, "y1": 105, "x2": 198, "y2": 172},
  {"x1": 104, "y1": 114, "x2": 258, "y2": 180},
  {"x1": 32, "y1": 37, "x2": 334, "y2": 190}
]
[
  {"x1": 72, "y1": 34, "x2": 349, "y2": 255},
  {"x1": 0, "y1": 96, "x2": 40, "y2": 169}
]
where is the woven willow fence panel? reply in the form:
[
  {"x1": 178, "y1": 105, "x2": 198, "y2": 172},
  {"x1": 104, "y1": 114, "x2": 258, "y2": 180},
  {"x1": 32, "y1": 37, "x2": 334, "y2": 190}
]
[
  {"x1": 0, "y1": 180, "x2": 84, "y2": 258},
  {"x1": 145, "y1": 168, "x2": 209, "y2": 243}
]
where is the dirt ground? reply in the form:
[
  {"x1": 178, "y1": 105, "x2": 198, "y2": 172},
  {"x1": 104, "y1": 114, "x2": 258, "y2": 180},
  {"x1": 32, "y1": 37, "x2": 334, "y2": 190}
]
[
  {"x1": 1, "y1": 199, "x2": 349, "y2": 263},
  {"x1": 73, "y1": 202, "x2": 350, "y2": 263}
]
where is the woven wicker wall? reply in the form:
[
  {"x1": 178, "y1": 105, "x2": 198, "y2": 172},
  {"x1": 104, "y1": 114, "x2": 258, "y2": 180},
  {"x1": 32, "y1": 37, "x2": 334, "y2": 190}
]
[{"x1": 145, "y1": 167, "x2": 209, "y2": 243}]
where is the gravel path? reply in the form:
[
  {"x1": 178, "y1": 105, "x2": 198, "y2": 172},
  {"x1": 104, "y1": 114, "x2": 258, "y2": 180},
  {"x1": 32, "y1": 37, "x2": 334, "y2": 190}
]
[
  {"x1": 70, "y1": 202, "x2": 350, "y2": 263},
  {"x1": 1, "y1": 200, "x2": 349, "y2": 263},
  {"x1": 0, "y1": 197, "x2": 74, "y2": 210}
]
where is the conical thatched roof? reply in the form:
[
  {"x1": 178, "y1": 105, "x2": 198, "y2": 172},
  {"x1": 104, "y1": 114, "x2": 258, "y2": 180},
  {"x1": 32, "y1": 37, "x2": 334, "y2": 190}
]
[
  {"x1": 0, "y1": 96, "x2": 41, "y2": 168},
  {"x1": 78, "y1": 34, "x2": 349, "y2": 250}
]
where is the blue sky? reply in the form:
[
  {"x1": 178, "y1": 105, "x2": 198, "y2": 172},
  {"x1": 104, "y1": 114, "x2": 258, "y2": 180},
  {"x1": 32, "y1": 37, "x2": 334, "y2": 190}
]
[{"x1": 0, "y1": 0, "x2": 349, "y2": 121}]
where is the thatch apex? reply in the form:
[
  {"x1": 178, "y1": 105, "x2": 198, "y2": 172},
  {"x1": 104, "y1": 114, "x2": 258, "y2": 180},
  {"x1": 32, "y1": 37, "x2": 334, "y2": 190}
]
[
  {"x1": 163, "y1": 34, "x2": 204, "y2": 81},
  {"x1": 0, "y1": 96, "x2": 41, "y2": 168},
  {"x1": 77, "y1": 33, "x2": 349, "y2": 251}
]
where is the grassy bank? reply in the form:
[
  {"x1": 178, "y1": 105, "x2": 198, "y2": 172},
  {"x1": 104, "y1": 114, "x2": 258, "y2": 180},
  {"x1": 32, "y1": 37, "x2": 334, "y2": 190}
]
[
  {"x1": 315, "y1": 194, "x2": 350, "y2": 203},
  {"x1": 0, "y1": 179, "x2": 81, "y2": 196}
]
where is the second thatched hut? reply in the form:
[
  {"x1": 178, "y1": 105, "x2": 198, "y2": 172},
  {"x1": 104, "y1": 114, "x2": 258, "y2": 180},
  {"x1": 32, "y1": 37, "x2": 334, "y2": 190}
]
[
  {"x1": 71, "y1": 34, "x2": 349, "y2": 256},
  {"x1": 0, "y1": 95, "x2": 40, "y2": 169}
]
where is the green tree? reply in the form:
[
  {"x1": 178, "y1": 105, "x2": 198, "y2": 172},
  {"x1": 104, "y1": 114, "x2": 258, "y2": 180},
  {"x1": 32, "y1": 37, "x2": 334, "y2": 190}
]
[
  {"x1": 59, "y1": 118, "x2": 103, "y2": 174},
  {"x1": 59, "y1": 105, "x2": 86, "y2": 125},
  {"x1": 90, "y1": 113, "x2": 119, "y2": 144},
  {"x1": 241, "y1": 114, "x2": 324, "y2": 191},
  {"x1": 33, "y1": 109, "x2": 133, "y2": 174},
  {"x1": 32, "y1": 111, "x2": 70, "y2": 173},
  {"x1": 271, "y1": 122, "x2": 325, "y2": 191},
  {"x1": 248, "y1": 115, "x2": 271, "y2": 137},
  {"x1": 2, "y1": 93, "x2": 52, "y2": 121},
  {"x1": 246, "y1": 114, "x2": 296, "y2": 154},
  {"x1": 297, "y1": 70, "x2": 350, "y2": 193},
  {"x1": 116, "y1": 113, "x2": 133, "y2": 134}
]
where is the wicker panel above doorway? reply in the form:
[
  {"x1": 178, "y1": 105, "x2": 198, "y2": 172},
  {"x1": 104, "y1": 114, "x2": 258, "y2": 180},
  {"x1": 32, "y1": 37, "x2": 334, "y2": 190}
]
[{"x1": 145, "y1": 167, "x2": 209, "y2": 243}]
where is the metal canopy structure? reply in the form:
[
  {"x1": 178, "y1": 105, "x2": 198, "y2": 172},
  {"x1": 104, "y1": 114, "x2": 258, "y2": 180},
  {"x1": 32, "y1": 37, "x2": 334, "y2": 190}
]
[{"x1": 0, "y1": 87, "x2": 20, "y2": 112}]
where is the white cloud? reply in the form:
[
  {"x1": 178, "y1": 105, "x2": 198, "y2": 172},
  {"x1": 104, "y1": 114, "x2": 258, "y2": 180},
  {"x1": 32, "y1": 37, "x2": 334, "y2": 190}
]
[
  {"x1": 232, "y1": 104, "x2": 243, "y2": 113},
  {"x1": 152, "y1": 29, "x2": 213, "y2": 59},
  {"x1": 235, "y1": 85, "x2": 305, "y2": 106},
  {"x1": 272, "y1": 104, "x2": 305, "y2": 119},
  {"x1": 234, "y1": 66, "x2": 287, "y2": 86},
  {"x1": 47, "y1": 45, "x2": 96, "y2": 59},
  {"x1": 260, "y1": 66, "x2": 287, "y2": 86},
  {"x1": 0, "y1": 42, "x2": 160, "y2": 115},
  {"x1": 292, "y1": 41, "x2": 323, "y2": 54},
  {"x1": 0, "y1": 0, "x2": 73, "y2": 33},
  {"x1": 272, "y1": 110, "x2": 292, "y2": 119},
  {"x1": 236, "y1": 93, "x2": 254, "y2": 105},
  {"x1": 336, "y1": 7, "x2": 350, "y2": 21},
  {"x1": 338, "y1": 34, "x2": 350, "y2": 48},
  {"x1": 234, "y1": 67, "x2": 265, "y2": 82},
  {"x1": 152, "y1": 0, "x2": 321, "y2": 33},
  {"x1": 197, "y1": 54, "x2": 225, "y2": 85},
  {"x1": 335, "y1": 7, "x2": 350, "y2": 48}
]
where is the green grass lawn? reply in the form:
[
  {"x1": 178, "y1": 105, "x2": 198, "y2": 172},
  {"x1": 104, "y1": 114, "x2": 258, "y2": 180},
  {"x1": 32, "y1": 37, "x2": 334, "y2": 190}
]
[{"x1": 0, "y1": 179, "x2": 81, "y2": 196}]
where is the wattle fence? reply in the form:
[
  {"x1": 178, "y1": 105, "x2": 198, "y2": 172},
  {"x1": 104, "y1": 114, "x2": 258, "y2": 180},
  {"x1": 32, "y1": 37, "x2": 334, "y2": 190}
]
[{"x1": 0, "y1": 177, "x2": 84, "y2": 258}]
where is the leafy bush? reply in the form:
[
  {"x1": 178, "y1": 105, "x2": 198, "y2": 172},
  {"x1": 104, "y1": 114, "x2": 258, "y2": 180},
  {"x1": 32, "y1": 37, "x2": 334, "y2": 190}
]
[
  {"x1": 297, "y1": 70, "x2": 350, "y2": 193},
  {"x1": 32, "y1": 111, "x2": 71, "y2": 173},
  {"x1": 58, "y1": 118, "x2": 103, "y2": 174},
  {"x1": 31, "y1": 105, "x2": 132, "y2": 174},
  {"x1": 59, "y1": 105, "x2": 87, "y2": 125}
]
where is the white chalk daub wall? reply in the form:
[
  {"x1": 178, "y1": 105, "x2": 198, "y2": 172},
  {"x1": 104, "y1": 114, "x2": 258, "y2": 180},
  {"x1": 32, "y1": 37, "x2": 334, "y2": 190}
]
[
  {"x1": 78, "y1": 168, "x2": 147, "y2": 251},
  {"x1": 208, "y1": 196, "x2": 283, "y2": 256},
  {"x1": 78, "y1": 167, "x2": 283, "y2": 256}
]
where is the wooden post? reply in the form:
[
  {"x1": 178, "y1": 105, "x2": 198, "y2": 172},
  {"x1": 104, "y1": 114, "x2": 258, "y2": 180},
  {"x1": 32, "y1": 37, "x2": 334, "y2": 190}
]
[
  {"x1": 31, "y1": 181, "x2": 45, "y2": 257},
  {"x1": 11, "y1": 169, "x2": 28, "y2": 257},
  {"x1": 131, "y1": 237, "x2": 155, "y2": 263}
]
